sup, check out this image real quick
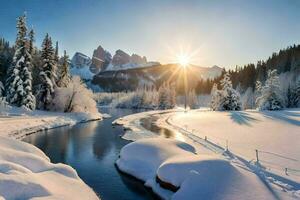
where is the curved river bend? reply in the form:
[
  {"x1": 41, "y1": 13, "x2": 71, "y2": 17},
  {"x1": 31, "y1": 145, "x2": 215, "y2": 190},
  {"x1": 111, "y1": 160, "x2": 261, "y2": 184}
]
[{"x1": 23, "y1": 108, "x2": 177, "y2": 200}]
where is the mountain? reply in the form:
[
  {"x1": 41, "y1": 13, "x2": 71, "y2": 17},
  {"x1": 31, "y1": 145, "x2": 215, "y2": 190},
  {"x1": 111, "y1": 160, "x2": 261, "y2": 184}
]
[
  {"x1": 90, "y1": 45, "x2": 112, "y2": 73},
  {"x1": 92, "y1": 64, "x2": 222, "y2": 92},
  {"x1": 70, "y1": 52, "x2": 95, "y2": 80},
  {"x1": 70, "y1": 45, "x2": 160, "y2": 80},
  {"x1": 70, "y1": 45, "x2": 222, "y2": 91}
]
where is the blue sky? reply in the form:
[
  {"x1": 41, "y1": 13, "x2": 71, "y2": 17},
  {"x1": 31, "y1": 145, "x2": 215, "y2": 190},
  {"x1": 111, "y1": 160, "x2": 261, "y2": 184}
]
[{"x1": 0, "y1": 0, "x2": 300, "y2": 68}]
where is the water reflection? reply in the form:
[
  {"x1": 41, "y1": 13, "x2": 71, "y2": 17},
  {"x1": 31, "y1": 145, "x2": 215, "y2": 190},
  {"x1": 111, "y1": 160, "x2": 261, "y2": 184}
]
[
  {"x1": 23, "y1": 108, "x2": 159, "y2": 200},
  {"x1": 140, "y1": 116, "x2": 184, "y2": 141}
]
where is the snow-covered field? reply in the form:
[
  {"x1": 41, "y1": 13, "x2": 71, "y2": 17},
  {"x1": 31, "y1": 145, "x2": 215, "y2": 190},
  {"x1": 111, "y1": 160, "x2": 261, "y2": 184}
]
[
  {"x1": 0, "y1": 106, "x2": 101, "y2": 199},
  {"x1": 166, "y1": 109, "x2": 300, "y2": 182},
  {"x1": 116, "y1": 108, "x2": 300, "y2": 199}
]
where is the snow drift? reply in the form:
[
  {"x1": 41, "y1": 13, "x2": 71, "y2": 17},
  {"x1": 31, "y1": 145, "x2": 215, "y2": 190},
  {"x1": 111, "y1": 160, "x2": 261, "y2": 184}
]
[
  {"x1": 0, "y1": 136, "x2": 99, "y2": 200},
  {"x1": 116, "y1": 138, "x2": 279, "y2": 200}
]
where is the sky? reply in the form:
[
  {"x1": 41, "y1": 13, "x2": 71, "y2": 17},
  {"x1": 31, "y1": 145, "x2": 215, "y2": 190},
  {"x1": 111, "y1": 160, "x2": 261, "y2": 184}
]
[{"x1": 0, "y1": 0, "x2": 300, "y2": 69}]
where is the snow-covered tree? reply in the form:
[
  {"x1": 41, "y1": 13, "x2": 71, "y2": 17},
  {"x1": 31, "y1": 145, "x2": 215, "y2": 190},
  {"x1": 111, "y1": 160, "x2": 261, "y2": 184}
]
[
  {"x1": 36, "y1": 34, "x2": 56, "y2": 110},
  {"x1": 0, "y1": 81, "x2": 4, "y2": 97},
  {"x1": 242, "y1": 87, "x2": 255, "y2": 109},
  {"x1": 158, "y1": 83, "x2": 169, "y2": 109},
  {"x1": 54, "y1": 41, "x2": 59, "y2": 64},
  {"x1": 0, "y1": 97, "x2": 10, "y2": 114},
  {"x1": 210, "y1": 83, "x2": 221, "y2": 110},
  {"x1": 169, "y1": 83, "x2": 176, "y2": 108},
  {"x1": 28, "y1": 28, "x2": 35, "y2": 56},
  {"x1": 256, "y1": 69, "x2": 284, "y2": 110},
  {"x1": 54, "y1": 41, "x2": 59, "y2": 81},
  {"x1": 51, "y1": 76, "x2": 98, "y2": 114},
  {"x1": 5, "y1": 14, "x2": 35, "y2": 110},
  {"x1": 158, "y1": 82, "x2": 176, "y2": 109},
  {"x1": 296, "y1": 78, "x2": 300, "y2": 107},
  {"x1": 254, "y1": 81, "x2": 262, "y2": 107},
  {"x1": 188, "y1": 89, "x2": 198, "y2": 109},
  {"x1": 142, "y1": 85, "x2": 159, "y2": 109},
  {"x1": 20, "y1": 56, "x2": 36, "y2": 110},
  {"x1": 57, "y1": 50, "x2": 71, "y2": 87},
  {"x1": 210, "y1": 73, "x2": 241, "y2": 111},
  {"x1": 286, "y1": 84, "x2": 298, "y2": 108}
]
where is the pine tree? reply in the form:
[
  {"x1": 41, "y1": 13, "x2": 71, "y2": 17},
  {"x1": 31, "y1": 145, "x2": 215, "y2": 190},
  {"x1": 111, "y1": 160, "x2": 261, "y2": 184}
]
[
  {"x1": 296, "y1": 79, "x2": 300, "y2": 107},
  {"x1": 5, "y1": 14, "x2": 35, "y2": 110},
  {"x1": 36, "y1": 34, "x2": 56, "y2": 110},
  {"x1": 54, "y1": 41, "x2": 59, "y2": 82},
  {"x1": 158, "y1": 83, "x2": 169, "y2": 110},
  {"x1": 219, "y1": 73, "x2": 242, "y2": 111},
  {"x1": 242, "y1": 87, "x2": 255, "y2": 109},
  {"x1": 210, "y1": 83, "x2": 221, "y2": 110},
  {"x1": 286, "y1": 84, "x2": 297, "y2": 108},
  {"x1": 28, "y1": 28, "x2": 35, "y2": 56},
  {"x1": 188, "y1": 89, "x2": 198, "y2": 109},
  {"x1": 54, "y1": 41, "x2": 59, "y2": 64},
  {"x1": 256, "y1": 69, "x2": 283, "y2": 110},
  {"x1": 169, "y1": 83, "x2": 176, "y2": 108},
  {"x1": 0, "y1": 38, "x2": 14, "y2": 82},
  {"x1": 254, "y1": 80, "x2": 262, "y2": 107},
  {"x1": 0, "y1": 81, "x2": 4, "y2": 97},
  {"x1": 57, "y1": 50, "x2": 71, "y2": 87}
]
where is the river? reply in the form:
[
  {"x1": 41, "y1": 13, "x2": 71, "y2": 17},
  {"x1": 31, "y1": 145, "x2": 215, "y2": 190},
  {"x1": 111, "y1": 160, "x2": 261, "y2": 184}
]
[{"x1": 23, "y1": 107, "x2": 176, "y2": 200}]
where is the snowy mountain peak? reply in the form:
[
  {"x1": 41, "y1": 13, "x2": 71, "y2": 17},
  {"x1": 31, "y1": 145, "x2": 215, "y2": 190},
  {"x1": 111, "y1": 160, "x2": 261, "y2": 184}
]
[
  {"x1": 70, "y1": 52, "x2": 94, "y2": 80},
  {"x1": 71, "y1": 52, "x2": 91, "y2": 68}
]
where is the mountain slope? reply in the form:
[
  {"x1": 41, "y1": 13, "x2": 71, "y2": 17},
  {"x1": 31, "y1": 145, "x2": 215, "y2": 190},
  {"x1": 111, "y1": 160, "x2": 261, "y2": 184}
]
[{"x1": 92, "y1": 64, "x2": 222, "y2": 92}]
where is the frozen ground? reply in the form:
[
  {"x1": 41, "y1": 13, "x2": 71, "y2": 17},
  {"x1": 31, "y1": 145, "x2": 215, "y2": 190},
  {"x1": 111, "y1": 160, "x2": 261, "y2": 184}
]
[
  {"x1": 116, "y1": 108, "x2": 300, "y2": 199},
  {"x1": 0, "y1": 106, "x2": 101, "y2": 199}
]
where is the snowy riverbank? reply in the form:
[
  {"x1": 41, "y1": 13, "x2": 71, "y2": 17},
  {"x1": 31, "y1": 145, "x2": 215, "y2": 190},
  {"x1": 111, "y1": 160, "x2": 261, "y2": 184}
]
[
  {"x1": 0, "y1": 106, "x2": 102, "y2": 139},
  {"x1": 112, "y1": 109, "x2": 182, "y2": 141},
  {"x1": 0, "y1": 106, "x2": 102, "y2": 199},
  {"x1": 115, "y1": 108, "x2": 300, "y2": 199}
]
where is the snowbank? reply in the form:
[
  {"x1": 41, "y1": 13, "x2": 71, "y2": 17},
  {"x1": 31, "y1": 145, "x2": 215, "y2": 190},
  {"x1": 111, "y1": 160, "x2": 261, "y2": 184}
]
[
  {"x1": 116, "y1": 138, "x2": 280, "y2": 200},
  {"x1": 0, "y1": 106, "x2": 102, "y2": 139},
  {"x1": 0, "y1": 106, "x2": 102, "y2": 199},
  {"x1": 113, "y1": 110, "x2": 174, "y2": 141},
  {"x1": 116, "y1": 138, "x2": 196, "y2": 181},
  {"x1": 0, "y1": 136, "x2": 99, "y2": 199}
]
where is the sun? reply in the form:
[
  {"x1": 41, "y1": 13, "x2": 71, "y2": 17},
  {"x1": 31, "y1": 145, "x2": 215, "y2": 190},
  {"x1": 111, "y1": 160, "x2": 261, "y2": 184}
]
[{"x1": 176, "y1": 53, "x2": 190, "y2": 67}]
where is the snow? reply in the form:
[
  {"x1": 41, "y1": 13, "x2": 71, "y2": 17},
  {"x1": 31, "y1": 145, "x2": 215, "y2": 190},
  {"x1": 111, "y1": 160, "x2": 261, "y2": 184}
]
[
  {"x1": 116, "y1": 138, "x2": 195, "y2": 179},
  {"x1": 0, "y1": 136, "x2": 99, "y2": 200},
  {"x1": 166, "y1": 109, "x2": 300, "y2": 183},
  {"x1": 256, "y1": 69, "x2": 284, "y2": 110},
  {"x1": 0, "y1": 106, "x2": 102, "y2": 139},
  {"x1": 115, "y1": 108, "x2": 300, "y2": 199},
  {"x1": 113, "y1": 109, "x2": 177, "y2": 141},
  {"x1": 70, "y1": 65, "x2": 95, "y2": 80},
  {"x1": 0, "y1": 106, "x2": 101, "y2": 199},
  {"x1": 92, "y1": 56, "x2": 104, "y2": 62},
  {"x1": 116, "y1": 138, "x2": 284, "y2": 200},
  {"x1": 104, "y1": 61, "x2": 159, "y2": 71}
]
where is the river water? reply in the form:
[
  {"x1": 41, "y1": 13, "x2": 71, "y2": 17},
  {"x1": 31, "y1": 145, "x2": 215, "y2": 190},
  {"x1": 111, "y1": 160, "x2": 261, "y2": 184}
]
[{"x1": 23, "y1": 108, "x2": 176, "y2": 200}]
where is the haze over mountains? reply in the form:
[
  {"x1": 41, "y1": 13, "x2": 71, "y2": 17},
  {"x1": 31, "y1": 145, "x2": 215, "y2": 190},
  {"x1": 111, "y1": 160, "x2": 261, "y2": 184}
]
[{"x1": 70, "y1": 44, "x2": 222, "y2": 91}]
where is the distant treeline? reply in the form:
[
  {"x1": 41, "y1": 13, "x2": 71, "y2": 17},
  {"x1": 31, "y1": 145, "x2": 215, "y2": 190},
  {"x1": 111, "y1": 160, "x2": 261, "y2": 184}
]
[
  {"x1": 0, "y1": 38, "x2": 14, "y2": 81},
  {"x1": 195, "y1": 44, "x2": 300, "y2": 94}
]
